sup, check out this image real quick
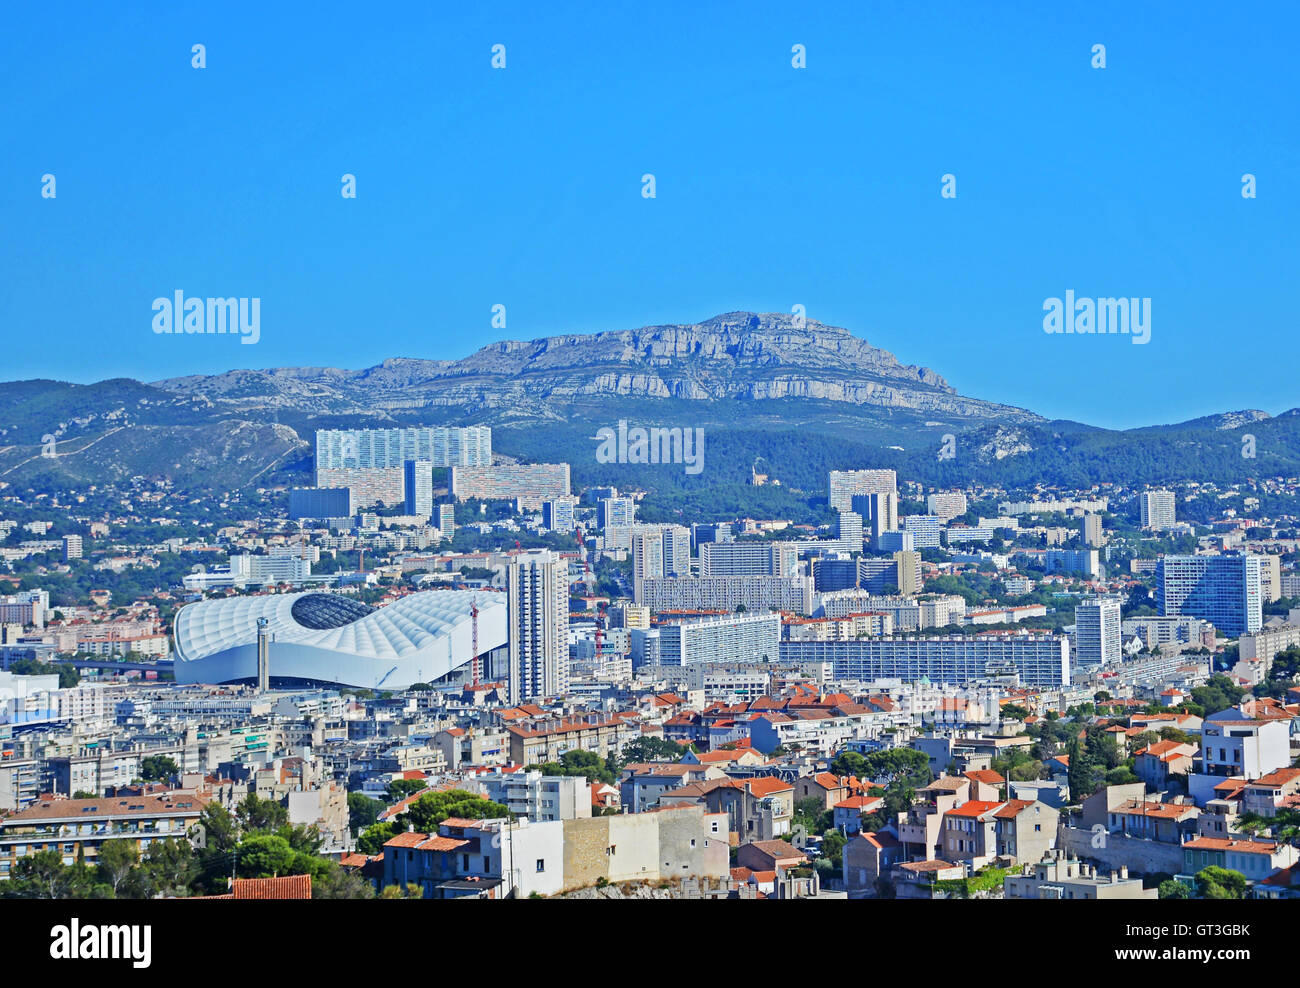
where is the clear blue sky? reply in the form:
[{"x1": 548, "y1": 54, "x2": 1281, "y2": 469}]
[{"x1": 2, "y1": 1, "x2": 1296, "y2": 429}]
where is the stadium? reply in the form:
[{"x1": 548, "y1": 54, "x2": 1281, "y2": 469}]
[{"x1": 172, "y1": 590, "x2": 508, "y2": 690}]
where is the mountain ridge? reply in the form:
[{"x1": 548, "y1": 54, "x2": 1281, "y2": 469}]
[{"x1": 1, "y1": 312, "x2": 1297, "y2": 493}]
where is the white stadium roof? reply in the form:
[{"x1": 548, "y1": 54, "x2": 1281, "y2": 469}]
[{"x1": 173, "y1": 589, "x2": 508, "y2": 690}]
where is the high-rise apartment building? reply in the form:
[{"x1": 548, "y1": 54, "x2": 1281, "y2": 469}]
[
  {"x1": 1256, "y1": 553, "x2": 1282, "y2": 603},
  {"x1": 1081, "y1": 513, "x2": 1104, "y2": 548},
  {"x1": 450, "y1": 463, "x2": 571, "y2": 508},
  {"x1": 893, "y1": 550, "x2": 922, "y2": 597},
  {"x1": 699, "y1": 541, "x2": 797, "y2": 578},
  {"x1": 403, "y1": 460, "x2": 434, "y2": 519},
  {"x1": 541, "y1": 498, "x2": 576, "y2": 533},
  {"x1": 632, "y1": 532, "x2": 665, "y2": 602},
  {"x1": 836, "y1": 511, "x2": 864, "y2": 552},
  {"x1": 507, "y1": 551, "x2": 570, "y2": 704},
  {"x1": 780, "y1": 634, "x2": 1071, "y2": 688},
  {"x1": 438, "y1": 503, "x2": 456, "y2": 541},
  {"x1": 61, "y1": 535, "x2": 83, "y2": 561},
  {"x1": 1074, "y1": 597, "x2": 1122, "y2": 666},
  {"x1": 852, "y1": 492, "x2": 900, "y2": 541},
  {"x1": 926, "y1": 492, "x2": 968, "y2": 521},
  {"x1": 829, "y1": 469, "x2": 898, "y2": 515},
  {"x1": 1157, "y1": 554, "x2": 1263, "y2": 638},
  {"x1": 315, "y1": 427, "x2": 491, "y2": 506},
  {"x1": 597, "y1": 496, "x2": 637, "y2": 529},
  {"x1": 1140, "y1": 490, "x2": 1177, "y2": 531},
  {"x1": 902, "y1": 514, "x2": 944, "y2": 549}
]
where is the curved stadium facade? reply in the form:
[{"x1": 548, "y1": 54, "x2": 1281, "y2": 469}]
[{"x1": 173, "y1": 590, "x2": 507, "y2": 690}]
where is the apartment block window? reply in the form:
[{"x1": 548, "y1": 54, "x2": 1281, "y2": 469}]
[
  {"x1": 536, "y1": 859, "x2": 545, "y2": 872},
  {"x1": 690, "y1": 839, "x2": 696, "y2": 848},
  {"x1": 607, "y1": 845, "x2": 616, "y2": 856}
]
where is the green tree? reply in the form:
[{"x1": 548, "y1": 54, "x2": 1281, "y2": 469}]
[
  {"x1": 95, "y1": 838, "x2": 140, "y2": 896},
  {"x1": 313, "y1": 863, "x2": 376, "y2": 899},
  {"x1": 1195, "y1": 866, "x2": 1247, "y2": 900},
  {"x1": 143, "y1": 837, "x2": 198, "y2": 897},
  {"x1": 140, "y1": 755, "x2": 179, "y2": 783},
  {"x1": 348, "y1": 792, "x2": 382, "y2": 833},
  {"x1": 234, "y1": 834, "x2": 298, "y2": 878},
  {"x1": 356, "y1": 821, "x2": 398, "y2": 856},
  {"x1": 402, "y1": 790, "x2": 509, "y2": 833},
  {"x1": 237, "y1": 793, "x2": 289, "y2": 834},
  {"x1": 386, "y1": 779, "x2": 428, "y2": 803}
]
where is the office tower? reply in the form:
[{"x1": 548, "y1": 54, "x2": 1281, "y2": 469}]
[
  {"x1": 857, "y1": 558, "x2": 898, "y2": 595},
  {"x1": 876, "y1": 530, "x2": 915, "y2": 553},
  {"x1": 403, "y1": 460, "x2": 434, "y2": 518},
  {"x1": 438, "y1": 503, "x2": 456, "y2": 541},
  {"x1": 289, "y1": 487, "x2": 355, "y2": 521},
  {"x1": 902, "y1": 514, "x2": 944, "y2": 549},
  {"x1": 691, "y1": 522, "x2": 734, "y2": 550},
  {"x1": 1075, "y1": 597, "x2": 1122, "y2": 666},
  {"x1": 61, "y1": 535, "x2": 83, "y2": 561},
  {"x1": 813, "y1": 558, "x2": 859, "y2": 593},
  {"x1": 506, "y1": 550, "x2": 569, "y2": 703},
  {"x1": 1157, "y1": 554, "x2": 1263, "y2": 637},
  {"x1": 893, "y1": 550, "x2": 922, "y2": 596},
  {"x1": 541, "y1": 498, "x2": 576, "y2": 533},
  {"x1": 836, "y1": 510, "x2": 864, "y2": 552},
  {"x1": 597, "y1": 496, "x2": 637, "y2": 529},
  {"x1": 780, "y1": 635, "x2": 1071, "y2": 688},
  {"x1": 699, "y1": 541, "x2": 797, "y2": 578},
  {"x1": 1140, "y1": 490, "x2": 1177, "y2": 531},
  {"x1": 852, "y1": 491, "x2": 900, "y2": 541},
  {"x1": 632, "y1": 532, "x2": 665, "y2": 602},
  {"x1": 926, "y1": 491, "x2": 968, "y2": 521},
  {"x1": 450, "y1": 463, "x2": 571, "y2": 509},
  {"x1": 829, "y1": 469, "x2": 897, "y2": 515},
  {"x1": 1081, "y1": 513, "x2": 1104, "y2": 548}
]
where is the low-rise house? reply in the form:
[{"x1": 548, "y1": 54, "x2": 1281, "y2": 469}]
[
  {"x1": 1133, "y1": 740, "x2": 1198, "y2": 790},
  {"x1": 1241, "y1": 767, "x2": 1300, "y2": 817},
  {"x1": 1181, "y1": 836, "x2": 1300, "y2": 885},
  {"x1": 1106, "y1": 799, "x2": 1200, "y2": 843},
  {"x1": 940, "y1": 799, "x2": 1059, "y2": 869},
  {"x1": 659, "y1": 775, "x2": 795, "y2": 842},
  {"x1": 1005, "y1": 851, "x2": 1156, "y2": 900},
  {"x1": 843, "y1": 831, "x2": 903, "y2": 897},
  {"x1": 619, "y1": 763, "x2": 723, "y2": 813},
  {"x1": 736, "y1": 838, "x2": 805, "y2": 874},
  {"x1": 897, "y1": 776, "x2": 972, "y2": 860},
  {"x1": 833, "y1": 794, "x2": 884, "y2": 835},
  {"x1": 891, "y1": 859, "x2": 965, "y2": 899},
  {"x1": 793, "y1": 771, "x2": 863, "y2": 809}
]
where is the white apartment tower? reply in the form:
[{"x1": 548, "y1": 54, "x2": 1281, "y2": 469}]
[
  {"x1": 1140, "y1": 490, "x2": 1176, "y2": 531},
  {"x1": 1074, "y1": 597, "x2": 1122, "y2": 667},
  {"x1": 507, "y1": 550, "x2": 570, "y2": 704}
]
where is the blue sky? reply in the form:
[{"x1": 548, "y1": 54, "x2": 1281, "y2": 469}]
[{"x1": 2, "y1": 1, "x2": 1295, "y2": 429}]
